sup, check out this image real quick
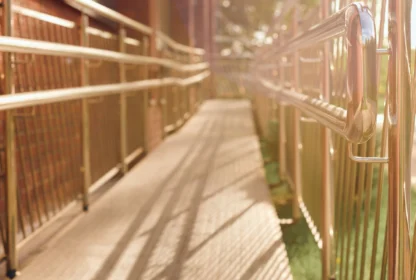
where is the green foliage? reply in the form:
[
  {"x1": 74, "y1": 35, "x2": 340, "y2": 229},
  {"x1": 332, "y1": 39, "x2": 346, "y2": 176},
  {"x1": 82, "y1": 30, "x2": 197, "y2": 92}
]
[
  {"x1": 218, "y1": 0, "x2": 279, "y2": 34},
  {"x1": 298, "y1": 0, "x2": 319, "y2": 7},
  {"x1": 258, "y1": 120, "x2": 416, "y2": 279},
  {"x1": 259, "y1": 137, "x2": 321, "y2": 279}
]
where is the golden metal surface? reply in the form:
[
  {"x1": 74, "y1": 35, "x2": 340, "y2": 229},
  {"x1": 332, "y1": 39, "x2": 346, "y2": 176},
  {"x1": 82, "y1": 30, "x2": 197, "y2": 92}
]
[
  {"x1": 3, "y1": 0, "x2": 18, "y2": 277},
  {"x1": 387, "y1": 1, "x2": 412, "y2": 279},
  {"x1": 80, "y1": 14, "x2": 90, "y2": 212},
  {"x1": 242, "y1": 0, "x2": 412, "y2": 278},
  {"x1": 0, "y1": 1, "x2": 209, "y2": 275},
  {"x1": 119, "y1": 27, "x2": 128, "y2": 175},
  {"x1": 291, "y1": 8, "x2": 302, "y2": 221}
]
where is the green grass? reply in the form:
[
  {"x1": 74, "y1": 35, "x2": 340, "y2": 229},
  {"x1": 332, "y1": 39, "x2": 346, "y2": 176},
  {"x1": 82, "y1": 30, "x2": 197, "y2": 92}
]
[
  {"x1": 251, "y1": 47, "x2": 414, "y2": 280},
  {"x1": 259, "y1": 132, "x2": 416, "y2": 280},
  {"x1": 260, "y1": 138, "x2": 321, "y2": 279}
]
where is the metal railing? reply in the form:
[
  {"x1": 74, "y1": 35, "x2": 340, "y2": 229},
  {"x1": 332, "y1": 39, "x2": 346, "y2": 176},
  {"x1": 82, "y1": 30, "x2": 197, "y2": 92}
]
[
  {"x1": 0, "y1": 0, "x2": 210, "y2": 278},
  {"x1": 258, "y1": 3, "x2": 377, "y2": 144},
  {"x1": 221, "y1": 0, "x2": 414, "y2": 279}
]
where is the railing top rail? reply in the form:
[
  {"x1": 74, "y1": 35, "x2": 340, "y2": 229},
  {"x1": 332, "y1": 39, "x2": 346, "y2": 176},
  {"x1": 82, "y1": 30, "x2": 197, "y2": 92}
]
[
  {"x1": 0, "y1": 36, "x2": 208, "y2": 72},
  {"x1": 13, "y1": 5, "x2": 75, "y2": 28},
  {"x1": 64, "y1": 0, "x2": 153, "y2": 35},
  {"x1": 260, "y1": 80, "x2": 347, "y2": 135},
  {"x1": 0, "y1": 70, "x2": 210, "y2": 112},
  {"x1": 12, "y1": 5, "x2": 141, "y2": 46},
  {"x1": 270, "y1": 2, "x2": 372, "y2": 57},
  {"x1": 157, "y1": 31, "x2": 205, "y2": 56},
  {"x1": 214, "y1": 55, "x2": 253, "y2": 60},
  {"x1": 254, "y1": 2, "x2": 377, "y2": 143},
  {"x1": 65, "y1": 0, "x2": 205, "y2": 56}
]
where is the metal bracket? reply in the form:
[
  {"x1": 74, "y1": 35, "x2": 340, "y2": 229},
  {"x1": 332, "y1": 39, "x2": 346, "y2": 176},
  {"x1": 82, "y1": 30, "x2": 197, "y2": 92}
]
[{"x1": 348, "y1": 143, "x2": 388, "y2": 163}]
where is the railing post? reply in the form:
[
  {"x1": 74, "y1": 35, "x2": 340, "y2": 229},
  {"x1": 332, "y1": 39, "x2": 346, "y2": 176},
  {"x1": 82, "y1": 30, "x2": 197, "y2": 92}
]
[
  {"x1": 188, "y1": 0, "x2": 195, "y2": 117},
  {"x1": 176, "y1": 52, "x2": 183, "y2": 125},
  {"x1": 321, "y1": 0, "x2": 335, "y2": 279},
  {"x1": 118, "y1": 26, "x2": 128, "y2": 174},
  {"x1": 278, "y1": 33, "x2": 286, "y2": 182},
  {"x1": 80, "y1": 13, "x2": 90, "y2": 211},
  {"x1": 161, "y1": 53, "x2": 168, "y2": 138},
  {"x1": 387, "y1": 0, "x2": 412, "y2": 279},
  {"x1": 291, "y1": 8, "x2": 301, "y2": 221},
  {"x1": 187, "y1": 56, "x2": 193, "y2": 119},
  {"x1": 183, "y1": 58, "x2": 188, "y2": 120},
  {"x1": 142, "y1": 37, "x2": 149, "y2": 153},
  {"x1": 3, "y1": 0, "x2": 18, "y2": 277}
]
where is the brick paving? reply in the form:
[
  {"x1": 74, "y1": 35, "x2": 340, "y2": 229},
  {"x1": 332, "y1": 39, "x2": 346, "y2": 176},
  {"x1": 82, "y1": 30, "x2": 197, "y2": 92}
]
[{"x1": 18, "y1": 100, "x2": 292, "y2": 280}]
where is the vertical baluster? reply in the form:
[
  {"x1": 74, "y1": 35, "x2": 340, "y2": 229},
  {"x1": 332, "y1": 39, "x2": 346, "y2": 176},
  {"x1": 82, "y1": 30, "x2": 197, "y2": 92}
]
[
  {"x1": 80, "y1": 14, "x2": 90, "y2": 211},
  {"x1": 292, "y1": 8, "x2": 301, "y2": 221},
  {"x1": 387, "y1": 0, "x2": 412, "y2": 279},
  {"x1": 142, "y1": 37, "x2": 149, "y2": 153},
  {"x1": 320, "y1": 0, "x2": 335, "y2": 278},
  {"x1": 176, "y1": 52, "x2": 182, "y2": 127},
  {"x1": 278, "y1": 32, "x2": 286, "y2": 183},
  {"x1": 363, "y1": 1, "x2": 388, "y2": 279},
  {"x1": 161, "y1": 48, "x2": 168, "y2": 138},
  {"x1": 119, "y1": 26, "x2": 128, "y2": 174},
  {"x1": 3, "y1": 0, "x2": 18, "y2": 277}
]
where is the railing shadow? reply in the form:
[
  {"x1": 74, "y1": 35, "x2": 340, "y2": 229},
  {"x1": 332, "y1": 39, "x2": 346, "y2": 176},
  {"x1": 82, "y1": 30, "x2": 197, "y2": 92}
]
[{"x1": 87, "y1": 101, "x2": 290, "y2": 280}]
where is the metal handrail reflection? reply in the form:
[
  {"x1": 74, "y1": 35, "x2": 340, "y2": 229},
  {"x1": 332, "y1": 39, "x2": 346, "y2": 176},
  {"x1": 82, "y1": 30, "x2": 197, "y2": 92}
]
[
  {"x1": 65, "y1": 0, "x2": 205, "y2": 56},
  {"x1": 157, "y1": 31, "x2": 205, "y2": 56},
  {"x1": 0, "y1": 36, "x2": 209, "y2": 72},
  {"x1": 12, "y1": 5, "x2": 140, "y2": 47},
  {"x1": 260, "y1": 79, "x2": 347, "y2": 133},
  {"x1": 257, "y1": 3, "x2": 377, "y2": 144},
  {"x1": 64, "y1": 0, "x2": 153, "y2": 35},
  {"x1": 0, "y1": 71, "x2": 210, "y2": 111}
]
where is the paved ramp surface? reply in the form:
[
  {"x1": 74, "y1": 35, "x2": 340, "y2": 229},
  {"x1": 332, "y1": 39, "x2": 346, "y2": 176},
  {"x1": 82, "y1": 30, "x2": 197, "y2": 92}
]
[{"x1": 18, "y1": 100, "x2": 292, "y2": 280}]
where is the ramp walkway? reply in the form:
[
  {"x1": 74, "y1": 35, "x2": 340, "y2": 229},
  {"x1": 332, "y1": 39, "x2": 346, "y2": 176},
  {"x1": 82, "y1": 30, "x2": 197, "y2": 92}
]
[{"x1": 17, "y1": 100, "x2": 292, "y2": 280}]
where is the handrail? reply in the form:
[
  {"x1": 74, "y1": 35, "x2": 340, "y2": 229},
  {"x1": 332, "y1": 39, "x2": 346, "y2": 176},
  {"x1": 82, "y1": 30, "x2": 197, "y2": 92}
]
[
  {"x1": 0, "y1": 71, "x2": 210, "y2": 111},
  {"x1": 12, "y1": 5, "x2": 75, "y2": 28},
  {"x1": 64, "y1": 0, "x2": 153, "y2": 35},
  {"x1": 157, "y1": 31, "x2": 205, "y2": 56},
  {"x1": 256, "y1": 2, "x2": 377, "y2": 144},
  {"x1": 260, "y1": 80, "x2": 347, "y2": 135},
  {"x1": 12, "y1": 5, "x2": 140, "y2": 46},
  {"x1": 0, "y1": 0, "x2": 210, "y2": 276},
  {"x1": 0, "y1": 37, "x2": 208, "y2": 72},
  {"x1": 263, "y1": 3, "x2": 370, "y2": 58},
  {"x1": 65, "y1": 0, "x2": 205, "y2": 56}
]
